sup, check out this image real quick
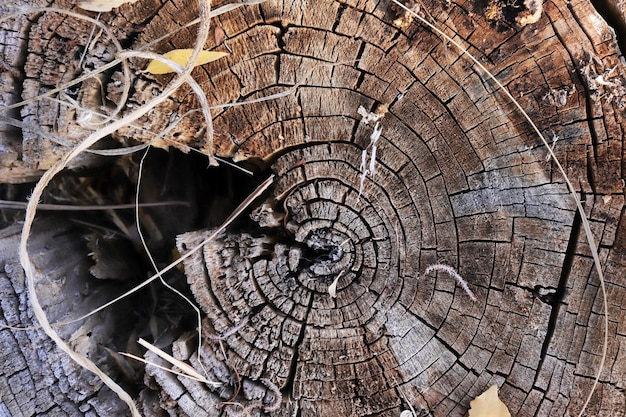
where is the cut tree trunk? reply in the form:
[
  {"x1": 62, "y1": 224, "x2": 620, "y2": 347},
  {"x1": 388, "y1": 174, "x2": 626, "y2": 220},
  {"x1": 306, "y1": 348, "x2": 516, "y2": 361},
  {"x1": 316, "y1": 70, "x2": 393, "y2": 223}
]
[{"x1": 1, "y1": 0, "x2": 626, "y2": 416}]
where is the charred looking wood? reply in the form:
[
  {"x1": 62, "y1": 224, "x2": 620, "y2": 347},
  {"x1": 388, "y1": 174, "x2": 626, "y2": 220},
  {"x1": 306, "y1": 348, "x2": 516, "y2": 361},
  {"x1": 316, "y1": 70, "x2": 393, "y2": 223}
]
[{"x1": 531, "y1": 284, "x2": 566, "y2": 306}]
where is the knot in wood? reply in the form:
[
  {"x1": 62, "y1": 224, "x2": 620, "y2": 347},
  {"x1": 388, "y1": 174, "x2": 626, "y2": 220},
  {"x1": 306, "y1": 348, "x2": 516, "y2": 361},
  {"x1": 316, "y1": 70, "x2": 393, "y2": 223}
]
[{"x1": 173, "y1": 138, "x2": 432, "y2": 415}]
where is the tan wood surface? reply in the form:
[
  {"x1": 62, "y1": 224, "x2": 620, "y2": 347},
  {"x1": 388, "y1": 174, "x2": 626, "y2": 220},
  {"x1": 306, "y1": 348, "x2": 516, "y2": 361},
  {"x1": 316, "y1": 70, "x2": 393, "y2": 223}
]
[{"x1": 1, "y1": 0, "x2": 625, "y2": 416}]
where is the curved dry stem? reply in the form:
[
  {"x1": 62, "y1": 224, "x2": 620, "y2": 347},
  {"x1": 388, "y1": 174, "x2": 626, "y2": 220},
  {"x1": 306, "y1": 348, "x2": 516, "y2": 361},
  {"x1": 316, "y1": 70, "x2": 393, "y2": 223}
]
[
  {"x1": 134, "y1": 145, "x2": 212, "y2": 382},
  {"x1": 18, "y1": 1, "x2": 214, "y2": 415},
  {"x1": 391, "y1": 1, "x2": 608, "y2": 415},
  {"x1": 0, "y1": 7, "x2": 131, "y2": 120},
  {"x1": 0, "y1": 1, "x2": 264, "y2": 115},
  {"x1": 0, "y1": 115, "x2": 75, "y2": 147},
  {"x1": 118, "y1": 50, "x2": 216, "y2": 164},
  {"x1": 0, "y1": 200, "x2": 189, "y2": 211}
]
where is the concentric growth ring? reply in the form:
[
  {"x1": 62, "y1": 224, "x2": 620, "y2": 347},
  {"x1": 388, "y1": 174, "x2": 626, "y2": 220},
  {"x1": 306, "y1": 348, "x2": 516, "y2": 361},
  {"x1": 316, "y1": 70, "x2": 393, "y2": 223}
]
[{"x1": 175, "y1": 138, "x2": 442, "y2": 414}]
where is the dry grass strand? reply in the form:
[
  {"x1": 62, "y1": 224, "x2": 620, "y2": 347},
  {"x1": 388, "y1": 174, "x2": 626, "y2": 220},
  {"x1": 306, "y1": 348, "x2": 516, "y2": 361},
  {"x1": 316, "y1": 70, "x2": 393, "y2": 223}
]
[
  {"x1": 16, "y1": 0, "x2": 215, "y2": 414},
  {"x1": 391, "y1": 1, "x2": 608, "y2": 414}
]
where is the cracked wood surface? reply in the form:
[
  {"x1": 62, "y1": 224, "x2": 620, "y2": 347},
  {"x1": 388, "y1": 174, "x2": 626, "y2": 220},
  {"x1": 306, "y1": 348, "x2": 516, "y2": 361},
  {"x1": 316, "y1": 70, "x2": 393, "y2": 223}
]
[
  {"x1": 1, "y1": 0, "x2": 626, "y2": 416},
  {"x1": 0, "y1": 219, "x2": 132, "y2": 417}
]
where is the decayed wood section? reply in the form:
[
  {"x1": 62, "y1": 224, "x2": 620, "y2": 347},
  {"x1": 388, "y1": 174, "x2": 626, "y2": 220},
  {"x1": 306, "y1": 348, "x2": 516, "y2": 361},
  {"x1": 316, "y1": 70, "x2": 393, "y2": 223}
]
[
  {"x1": 1, "y1": 0, "x2": 626, "y2": 416},
  {"x1": 0, "y1": 219, "x2": 132, "y2": 416}
]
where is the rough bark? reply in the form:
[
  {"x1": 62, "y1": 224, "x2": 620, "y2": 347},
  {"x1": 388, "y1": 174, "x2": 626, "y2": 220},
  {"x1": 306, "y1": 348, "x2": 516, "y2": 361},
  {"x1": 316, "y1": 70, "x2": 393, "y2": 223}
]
[
  {"x1": 0, "y1": 218, "x2": 131, "y2": 416},
  {"x1": 1, "y1": 0, "x2": 626, "y2": 416}
]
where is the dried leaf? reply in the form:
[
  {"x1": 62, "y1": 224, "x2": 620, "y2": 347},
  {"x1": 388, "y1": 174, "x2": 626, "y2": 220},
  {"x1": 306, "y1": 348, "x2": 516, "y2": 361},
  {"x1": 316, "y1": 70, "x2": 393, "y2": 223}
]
[
  {"x1": 468, "y1": 385, "x2": 511, "y2": 417},
  {"x1": 328, "y1": 279, "x2": 338, "y2": 298},
  {"x1": 76, "y1": 0, "x2": 139, "y2": 12},
  {"x1": 328, "y1": 271, "x2": 344, "y2": 298},
  {"x1": 214, "y1": 26, "x2": 225, "y2": 45},
  {"x1": 146, "y1": 49, "x2": 228, "y2": 75}
]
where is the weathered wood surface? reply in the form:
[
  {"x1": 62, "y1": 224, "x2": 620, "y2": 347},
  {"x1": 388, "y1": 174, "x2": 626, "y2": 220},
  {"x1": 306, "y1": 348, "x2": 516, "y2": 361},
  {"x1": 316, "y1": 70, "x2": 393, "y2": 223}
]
[
  {"x1": 1, "y1": 0, "x2": 626, "y2": 416},
  {"x1": 0, "y1": 218, "x2": 131, "y2": 416}
]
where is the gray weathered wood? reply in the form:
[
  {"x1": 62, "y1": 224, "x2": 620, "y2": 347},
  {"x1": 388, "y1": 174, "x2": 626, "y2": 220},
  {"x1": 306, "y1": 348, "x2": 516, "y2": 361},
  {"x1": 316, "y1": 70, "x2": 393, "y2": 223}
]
[
  {"x1": 1, "y1": 0, "x2": 626, "y2": 416},
  {"x1": 0, "y1": 219, "x2": 130, "y2": 416}
]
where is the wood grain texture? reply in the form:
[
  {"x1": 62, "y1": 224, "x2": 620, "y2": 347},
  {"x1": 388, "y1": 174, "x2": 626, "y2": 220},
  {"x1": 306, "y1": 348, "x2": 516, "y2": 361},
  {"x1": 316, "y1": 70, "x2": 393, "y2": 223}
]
[
  {"x1": 138, "y1": 0, "x2": 624, "y2": 416},
  {"x1": 0, "y1": 219, "x2": 130, "y2": 417},
  {"x1": 1, "y1": 0, "x2": 625, "y2": 416}
]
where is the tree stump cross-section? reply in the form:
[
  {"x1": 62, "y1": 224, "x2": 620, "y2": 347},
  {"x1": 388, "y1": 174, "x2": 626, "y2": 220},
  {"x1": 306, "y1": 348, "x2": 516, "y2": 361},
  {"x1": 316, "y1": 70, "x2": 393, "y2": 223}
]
[
  {"x1": 133, "y1": 1, "x2": 625, "y2": 416},
  {"x1": 1, "y1": 0, "x2": 626, "y2": 416}
]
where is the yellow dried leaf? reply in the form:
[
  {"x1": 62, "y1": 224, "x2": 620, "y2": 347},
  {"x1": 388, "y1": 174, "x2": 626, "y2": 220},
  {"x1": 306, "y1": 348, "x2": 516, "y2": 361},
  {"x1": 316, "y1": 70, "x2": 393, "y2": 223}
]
[
  {"x1": 76, "y1": 0, "x2": 139, "y2": 12},
  {"x1": 468, "y1": 385, "x2": 511, "y2": 417},
  {"x1": 146, "y1": 49, "x2": 228, "y2": 75}
]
